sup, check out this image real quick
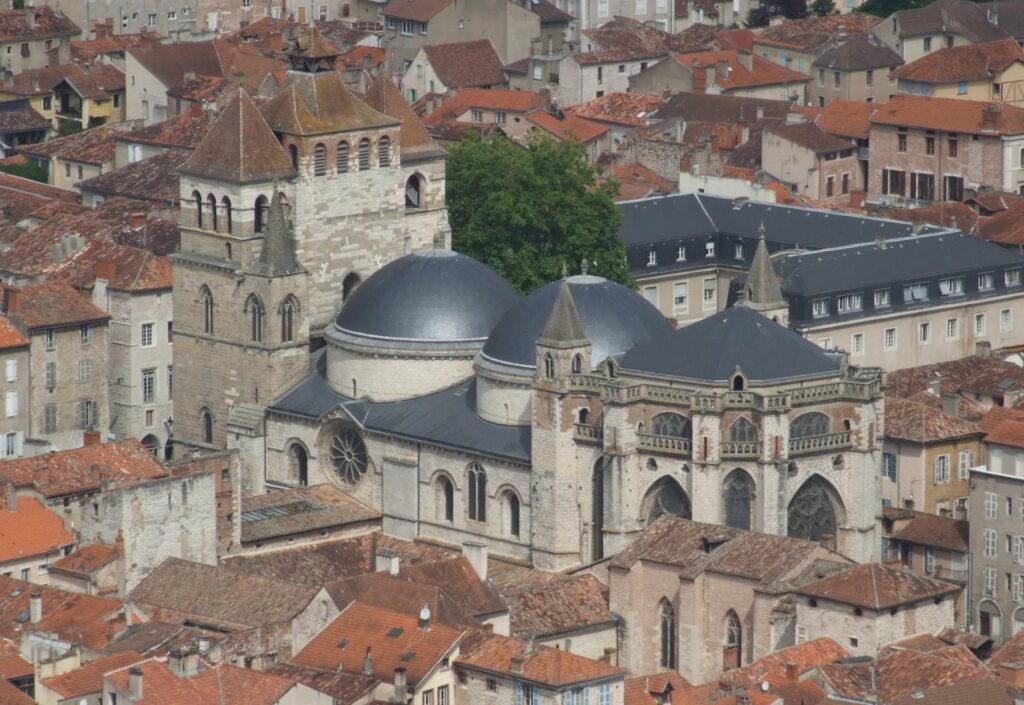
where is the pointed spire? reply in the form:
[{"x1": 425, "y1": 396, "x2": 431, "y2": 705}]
[
  {"x1": 539, "y1": 280, "x2": 588, "y2": 347},
  {"x1": 744, "y1": 222, "x2": 785, "y2": 309},
  {"x1": 259, "y1": 190, "x2": 302, "y2": 276},
  {"x1": 580, "y1": 257, "x2": 588, "y2": 276}
]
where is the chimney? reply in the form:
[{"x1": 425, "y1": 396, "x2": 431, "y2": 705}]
[
  {"x1": 29, "y1": 593, "x2": 41, "y2": 624},
  {"x1": 375, "y1": 549, "x2": 399, "y2": 576},
  {"x1": 525, "y1": 636, "x2": 535, "y2": 655},
  {"x1": 169, "y1": 648, "x2": 185, "y2": 675},
  {"x1": 83, "y1": 430, "x2": 101, "y2": 446},
  {"x1": 5, "y1": 482, "x2": 15, "y2": 512},
  {"x1": 603, "y1": 647, "x2": 617, "y2": 665},
  {"x1": 129, "y1": 212, "x2": 146, "y2": 230},
  {"x1": 183, "y1": 649, "x2": 199, "y2": 676},
  {"x1": 462, "y1": 541, "x2": 488, "y2": 580},
  {"x1": 511, "y1": 656, "x2": 525, "y2": 673},
  {"x1": 716, "y1": 59, "x2": 730, "y2": 79},
  {"x1": 392, "y1": 667, "x2": 407, "y2": 702},
  {"x1": 736, "y1": 691, "x2": 752, "y2": 705},
  {"x1": 128, "y1": 667, "x2": 143, "y2": 699},
  {"x1": 31, "y1": 78, "x2": 39, "y2": 92},
  {"x1": 756, "y1": 105, "x2": 765, "y2": 121},
  {"x1": 419, "y1": 604, "x2": 431, "y2": 631},
  {"x1": 265, "y1": 650, "x2": 277, "y2": 669},
  {"x1": 976, "y1": 340, "x2": 993, "y2": 357},
  {"x1": 3, "y1": 287, "x2": 20, "y2": 314},
  {"x1": 24, "y1": 9, "x2": 34, "y2": 29},
  {"x1": 927, "y1": 379, "x2": 942, "y2": 396},
  {"x1": 998, "y1": 663, "x2": 1024, "y2": 688},
  {"x1": 785, "y1": 661, "x2": 799, "y2": 682},
  {"x1": 941, "y1": 393, "x2": 959, "y2": 418},
  {"x1": 95, "y1": 259, "x2": 116, "y2": 281},
  {"x1": 93, "y1": 22, "x2": 107, "y2": 39},
  {"x1": 363, "y1": 647, "x2": 373, "y2": 676},
  {"x1": 234, "y1": 651, "x2": 246, "y2": 668}
]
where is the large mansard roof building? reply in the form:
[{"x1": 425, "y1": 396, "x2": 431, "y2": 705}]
[{"x1": 172, "y1": 29, "x2": 883, "y2": 568}]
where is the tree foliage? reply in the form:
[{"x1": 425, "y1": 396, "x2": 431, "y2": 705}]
[
  {"x1": 744, "y1": 7, "x2": 770, "y2": 27},
  {"x1": 447, "y1": 132, "x2": 632, "y2": 295},
  {"x1": 856, "y1": 0, "x2": 927, "y2": 18},
  {"x1": 811, "y1": 0, "x2": 836, "y2": 16},
  {"x1": 0, "y1": 159, "x2": 46, "y2": 183}
]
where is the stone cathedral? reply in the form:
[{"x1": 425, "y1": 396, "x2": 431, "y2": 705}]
[{"x1": 173, "y1": 30, "x2": 884, "y2": 569}]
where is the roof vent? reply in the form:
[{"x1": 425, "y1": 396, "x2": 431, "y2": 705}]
[{"x1": 387, "y1": 627, "x2": 404, "y2": 638}]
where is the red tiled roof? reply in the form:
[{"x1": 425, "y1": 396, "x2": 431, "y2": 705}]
[
  {"x1": 892, "y1": 38, "x2": 1024, "y2": 84},
  {"x1": 291, "y1": 601, "x2": 463, "y2": 687},
  {"x1": 985, "y1": 419, "x2": 1024, "y2": 448},
  {"x1": 528, "y1": 110, "x2": 607, "y2": 143},
  {"x1": 457, "y1": 630, "x2": 623, "y2": 687},
  {"x1": 0, "y1": 654, "x2": 31, "y2": 680},
  {"x1": 19, "y1": 125, "x2": 119, "y2": 166},
  {"x1": 4, "y1": 279, "x2": 109, "y2": 329},
  {"x1": 42, "y1": 652, "x2": 143, "y2": 698},
  {"x1": 0, "y1": 678, "x2": 32, "y2": 705},
  {"x1": 421, "y1": 88, "x2": 542, "y2": 127},
  {"x1": 577, "y1": 16, "x2": 698, "y2": 64},
  {"x1": 883, "y1": 508, "x2": 969, "y2": 552},
  {"x1": 754, "y1": 14, "x2": 878, "y2": 52},
  {"x1": 423, "y1": 40, "x2": 507, "y2": 88},
  {"x1": 673, "y1": 51, "x2": 810, "y2": 90},
  {"x1": 0, "y1": 575, "x2": 123, "y2": 650},
  {"x1": 0, "y1": 315, "x2": 26, "y2": 349},
  {"x1": 884, "y1": 397, "x2": 981, "y2": 443},
  {"x1": 382, "y1": 0, "x2": 453, "y2": 22},
  {"x1": 506, "y1": 573, "x2": 612, "y2": 639},
  {"x1": 363, "y1": 72, "x2": 444, "y2": 159},
  {"x1": 49, "y1": 543, "x2": 118, "y2": 577},
  {"x1": 727, "y1": 637, "x2": 850, "y2": 689},
  {"x1": 795, "y1": 562, "x2": 959, "y2": 609},
  {"x1": 568, "y1": 92, "x2": 662, "y2": 126},
  {"x1": 0, "y1": 496, "x2": 73, "y2": 563},
  {"x1": 339, "y1": 45, "x2": 386, "y2": 70},
  {"x1": 624, "y1": 673, "x2": 693, "y2": 705},
  {"x1": 104, "y1": 658, "x2": 295, "y2": 705},
  {"x1": 0, "y1": 6, "x2": 79, "y2": 42},
  {"x1": 0, "y1": 439, "x2": 166, "y2": 497},
  {"x1": 269, "y1": 664, "x2": 377, "y2": 703},
  {"x1": 871, "y1": 93, "x2": 1024, "y2": 136}
]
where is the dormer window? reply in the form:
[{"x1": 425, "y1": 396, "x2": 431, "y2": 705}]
[
  {"x1": 939, "y1": 277, "x2": 963, "y2": 296},
  {"x1": 734, "y1": 243, "x2": 744, "y2": 260},
  {"x1": 903, "y1": 282, "x2": 929, "y2": 303},
  {"x1": 812, "y1": 298, "x2": 829, "y2": 318},
  {"x1": 874, "y1": 289, "x2": 890, "y2": 307},
  {"x1": 676, "y1": 245, "x2": 686, "y2": 261},
  {"x1": 705, "y1": 241, "x2": 715, "y2": 257},
  {"x1": 837, "y1": 293, "x2": 862, "y2": 313},
  {"x1": 979, "y1": 272, "x2": 995, "y2": 291},
  {"x1": 1007, "y1": 269, "x2": 1022, "y2": 287},
  {"x1": 647, "y1": 249, "x2": 657, "y2": 266}
]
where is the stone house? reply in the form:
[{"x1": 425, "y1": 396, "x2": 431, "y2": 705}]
[
  {"x1": 607, "y1": 516, "x2": 852, "y2": 683},
  {"x1": 49, "y1": 0, "x2": 200, "y2": 42},
  {"x1": 19, "y1": 123, "x2": 118, "y2": 190},
  {"x1": 794, "y1": 563, "x2": 959, "y2": 657},
  {"x1": 881, "y1": 396, "x2": 982, "y2": 516},
  {"x1": 753, "y1": 15, "x2": 878, "y2": 76},
  {"x1": 629, "y1": 51, "x2": 809, "y2": 103},
  {"x1": 401, "y1": 40, "x2": 509, "y2": 103},
  {"x1": 455, "y1": 630, "x2": 625, "y2": 705},
  {"x1": 0, "y1": 488, "x2": 73, "y2": 585},
  {"x1": 0, "y1": 8, "x2": 80, "y2": 74},
  {"x1": 761, "y1": 121, "x2": 858, "y2": 202},
  {"x1": 891, "y1": 39, "x2": 1024, "y2": 105},
  {"x1": 567, "y1": 92, "x2": 661, "y2": 154},
  {"x1": 125, "y1": 40, "x2": 226, "y2": 125},
  {"x1": 0, "y1": 281, "x2": 110, "y2": 451},
  {"x1": 881, "y1": 508, "x2": 970, "y2": 626},
  {"x1": 0, "y1": 314, "x2": 29, "y2": 459},
  {"x1": 420, "y1": 89, "x2": 543, "y2": 140},
  {"x1": 810, "y1": 35, "x2": 903, "y2": 106},
  {"x1": 526, "y1": 110, "x2": 608, "y2": 161},
  {"x1": 46, "y1": 542, "x2": 119, "y2": 595},
  {"x1": 873, "y1": 0, "x2": 1009, "y2": 63}
]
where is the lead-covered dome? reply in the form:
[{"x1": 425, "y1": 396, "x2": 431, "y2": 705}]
[
  {"x1": 334, "y1": 250, "x2": 519, "y2": 343},
  {"x1": 480, "y1": 274, "x2": 671, "y2": 372}
]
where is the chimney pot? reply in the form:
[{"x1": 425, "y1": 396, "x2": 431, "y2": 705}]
[
  {"x1": 785, "y1": 661, "x2": 799, "y2": 682},
  {"x1": 29, "y1": 593, "x2": 41, "y2": 624},
  {"x1": 129, "y1": 212, "x2": 146, "y2": 230},
  {"x1": 511, "y1": 656, "x2": 525, "y2": 673},
  {"x1": 4, "y1": 287, "x2": 20, "y2": 314},
  {"x1": 128, "y1": 667, "x2": 143, "y2": 698}
]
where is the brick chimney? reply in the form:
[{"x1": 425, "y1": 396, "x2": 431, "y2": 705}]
[
  {"x1": 785, "y1": 661, "x2": 799, "y2": 682},
  {"x1": 3, "y1": 287, "x2": 20, "y2": 315},
  {"x1": 95, "y1": 259, "x2": 116, "y2": 281},
  {"x1": 93, "y1": 22, "x2": 107, "y2": 39},
  {"x1": 83, "y1": 430, "x2": 101, "y2": 446},
  {"x1": 128, "y1": 212, "x2": 146, "y2": 230}
]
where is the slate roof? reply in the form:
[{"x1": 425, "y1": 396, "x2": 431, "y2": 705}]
[
  {"x1": 892, "y1": 38, "x2": 1024, "y2": 83},
  {"x1": 128, "y1": 558, "x2": 318, "y2": 630},
  {"x1": 620, "y1": 305, "x2": 841, "y2": 384},
  {"x1": 291, "y1": 601, "x2": 463, "y2": 687},
  {"x1": 423, "y1": 40, "x2": 507, "y2": 88},
  {"x1": 6, "y1": 279, "x2": 109, "y2": 329},
  {"x1": 871, "y1": 93, "x2": 1024, "y2": 136},
  {"x1": 767, "y1": 122, "x2": 855, "y2": 154},
  {"x1": 890, "y1": 0, "x2": 1009, "y2": 42},
  {"x1": 795, "y1": 562, "x2": 959, "y2": 609},
  {"x1": 240, "y1": 484, "x2": 379, "y2": 542},
  {"x1": 78, "y1": 149, "x2": 189, "y2": 204},
  {"x1": 882, "y1": 508, "x2": 970, "y2": 552},
  {"x1": 181, "y1": 89, "x2": 295, "y2": 184},
  {"x1": 457, "y1": 630, "x2": 623, "y2": 687},
  {"x1": 813, "y1": 34, "x2": 904, "y2": 70},
  {"x1": 774, "y1": 230, "x2": 1023, "y2": 297},
  {"x1": 20, "y1": 125, "x2": 119, "y2": 166},
  {"x1": 609, "y1": 516, "x2": 847, "y2": 590},
  {"x1": 41, "y1": 652, "x2": 143, "y2": 699}
]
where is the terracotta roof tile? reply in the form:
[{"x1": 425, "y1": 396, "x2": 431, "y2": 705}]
[
  {"x1": 260, "y1": 68, "x2": 397, "y2": 136},
  {"x1": 457, "y1": 630, "x2": 623, "y2": 687},
  {"x1": 754, "y1": 14, "x2": 877, "y2": 53},
  {"x1": 4, "y1": 279, "x2": 109, "y2": 329},
  {"x1": 127, "y1": 40, "x2": 229, "y2": 91},
  {"x1": 41, "y1": 652, "x2": 143, "y2": 698},
  {"x1": 49, "y1": 543, "x2": 118, "y2": 577},
  {"x1": 795, "y1": 562, "x2": 959, "y2": 609},
  {"x1": 506, "y1": 574, "x2": 612, "y2": 639},
  {"x1": 871, "y1": 93, "x2": 1024, "y2": 135},
  {"x1": 767, "y1": 121, "x2": 854, "y2": 153},
  {"x1": 984, "y1": 419, "x2": 1024, "y2": 448},
  {"x1": 883, "y1": 397, "x2": 981, "y2": 443},
  {"x1": 423, "y1": 40, "x2": 506, "y2": 88},
  {"x1": 893, "y1": 38, "x2": 1024, "y2": 83},
  {"x1": 672, "y1": 51, "x2": 810, "y2": 90},
  {"x1": 0, "y1": 315, "x2": 26, "y2": 349},
  {"x1": 240, "y1": 484, "x2": 379, "y2": 542},
  {"x1": 165, "y1": 74, "x2": 229, "y2": 102},
  {"x1": 882, "y1": 508, "x2": 969, "y2": 552},
  {"x1": 889, "y1": 678, "x2": 1013, "y2": 705},
  {"x1": 0, "y1": 495, "x2": 73, "y2": 562},
  {"x1": 291, "y1": 601, "x2": 463, "y2": 687},
  {"x1": 382, "y1": 0, "x2": 454, "y2": 22},
  {"x1": 0, "y1": 7, "x2": 79, "y2": 42},
  {"x1": 0, "y1": 575, "x2": 122, "y2": 650},
  {"x1": 0, "y1": 654, "x2": 30, "y2": 680},
  {"x1": 568, "y1": 92, "x2": 662, "y2": 126},
  {"x1": 888, "y1": 355, "x2": 1024, "y2": 401},
  {"x1": 577, "y1": 16, "x2": 698, "y2": 64},
  {"x1": 269, "y1": 664, "x2": 377, "y2": 702},
  {"x1": 527, "y1": 110, "x2": 607, "y2": 143},
  {"x1": 362, "y1": 74, "x2": 446, "y2": 160},
  {"x1": 0, "y1": 170, "x2": 77, "y2": 224},
  {"x1": 0, "y1": 678, "x2": 33, "y2": 705},
  {"x1": 624, "y1": 673, "x2": 693, "y2": 705},
  {"x1": 128, "y1": 558, "x2": 318, "y2": 630},
  {"x1": 0, "y1": 439, "x2": 166, "y2": 497},
  {"x1": 79, "y1": 149, "x2": 189, "y2": 204},
  {"x1": 104, "y1": 657, "x2": 296, "y2": 705},
  {"x1": 20, "y1": 125, "x2": 119, "y2": 166},
  {"x1": 340, "y1": 45, "x2": 386, "y2": 70},
  {"x1": 399, "y1": 557, "x2": 506, "y2": 618},
  {"x1": 59, "y1": 64, "x2": 125, "y2": 102},
  {"x1": 0, "y1": 64, "x2": 80, "y2": 97}
]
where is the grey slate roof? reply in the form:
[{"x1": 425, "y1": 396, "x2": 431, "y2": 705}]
[
  {"x1": 481, "y1": 275, "x2": 671, "y2": 370},
  {"x1": 619, "y1": 305, "x2": 842, "y2": 383},
  {"x1": 813, "y1": 35, "x2": 904, "y2": 70},
  {"x1": 334, "y1": 250, "x2": 519, "y2": 342},
  {"x1": 269, "y1": 354, "x2": 531, "y2": 462},
  {"x1": 775, "y1": 230, "x2": 1024, "y2": 296},
  {"x1": 890, "y1": 0, "x2": 1008, "y2": 42}
]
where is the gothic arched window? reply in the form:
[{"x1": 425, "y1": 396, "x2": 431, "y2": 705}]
[
  {"x1": 358, "y1": 138, "x2": 371, "y2": 170},
  {"x1": 206, "y1": 193, "x2": 218, "y2": 232},
  {"x1": 336, "y1": 141, "x2": 349, "y2": 173},
  {"x1": 200, "y1": 286, "x2": 214, "y2": 335},
  {"x1": 723, "y1": 469, "x2": 755, "y2": 531},
  {"x1": 289, "y1": 443, "x2": 308, "y2": 486},
  {"x1": 405, "y1": 173, "x2": 422, "y2": 208},
  {"x1": 571, "y1": 354, "x2": 583, "y2": 374},
  {"x1": 729, "y1": 417, "x2": 758, "y2": 442},
  {"x1": 192, "y1": 190, "x2": 203, "y2": 228},
  {"x1": 660, "y1": 600, "x2": 677, "y2": 669},
  {"x1": 313, "y1": 143, "x2": 327, "y2": 176},
  {"x1": 544, "y1": 353, "x2": 555, "y2": 379},
  {"x1": 245, "y1": 294, "x2": 264, "y2": 343},
  {"x1": 652, "y1": 413, "x2": 691, "y2": 438},
  {"x1": 221, "y1": 196, "x2": 232, "y2": 234},
  {"x1": 788, "y1": 476, "x2": 840, "y2": 542},
  {"x1": 724, "y1": 610, "x2": 742, "y2": 670},
  {"x1": 791, "y1": 412, "x2": 829, "y2": 439},
  {"x1": 436, "y1": 475, "x2": 454, "y2": 522},
  {"x1": 279, "y1": 295, "x2": 298, "y2": 343},
  {"x1": 467, "y1": 463, "x2": 487, "y2": 522},
  {"x1": 200, "y1": 408, "x2": 213, "y2": 444},
  {"x1": 644, "y1": 478, "x2": 692, "y2": 525},
  {"x1": 254, "y1": 195, "x2": 268, "y2": 232},
  {"x1": 378, "y1": 136, "x2": 391, "y2": 167},
  {"x1": 503, "y1": 491, "x2": 520, "y2": 537}
]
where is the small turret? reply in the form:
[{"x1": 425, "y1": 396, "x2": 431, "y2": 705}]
[
  {"x1": 536, "y1": 273, "x2": 591, "y2": 382},
  {"x1": 258, "y1": 190, "x2": 304, "y2": 276},
  {"x1": 740, "y1": 222, "x2": 788, "y2": 325}
]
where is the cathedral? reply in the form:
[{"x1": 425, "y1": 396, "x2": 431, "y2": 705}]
[{"x1": 173, "y1": 30, "x2": 884, "y2": 569}]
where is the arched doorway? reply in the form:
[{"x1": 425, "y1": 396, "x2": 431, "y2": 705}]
[
  {"x1": 787, "y1": 475, "x2": 841, "y2": 543},
  {"x1": 723, "y1": 469, "x2": 755, "y2": 531},
  {"x1": 642, "y1": 476, "x2": 692, "y2": 525},
  {"x1": 141, "y1": 434, "x2": 159, "y2": 457},
  {"x1": 723, "y1": 610, "x2": 742, "y2": 670},
  {"x1": 289, "y1": 443, "x2": 308, "y2": 486},
  {"x1": 980, "y1": 600, "x2": 1003, "y2": 640},
  {"x1": 592, "y1": 457, "x2": 605, "y2": 561}
]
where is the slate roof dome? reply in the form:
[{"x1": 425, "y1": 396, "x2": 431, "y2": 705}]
[
  {"x1": 332, "y1": 250, "x2": 519, "y2": 345},
  {"x1": 480, "y1": 274, "x2": 671, "y2": 372}
]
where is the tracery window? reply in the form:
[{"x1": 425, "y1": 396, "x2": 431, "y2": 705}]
[
  {"x1": 652, "y1": 413, "x2": 690, "y2": 438},
  {"x1": 467, "y1": 463, "x2": 487, "y2": 522},
  {"x1": 729, "y1": 417, "x2": 758, "y2": 442},
  {"x1": 791, "y1": 412, "x2": 829, "y2": 439},
  {"x1": 328, "y1": 427, "x2": 369, "y2": 486},
  {"x1": 660, "y1": 600, "x2": 677, "y2": 669}
]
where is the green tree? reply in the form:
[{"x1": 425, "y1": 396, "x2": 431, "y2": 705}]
[
  {"x1": 0, "y1": 159, "x2": 46, "y2": 183},
  {"x1": 744, "y1": 7, "x2": 770, "y2": 27},
  {"x1": 811, "y1": 0, "x2": 836, "y2": 15},
  {"x1": 448, "y1": 131, "x2": 632, "y2": 294}
]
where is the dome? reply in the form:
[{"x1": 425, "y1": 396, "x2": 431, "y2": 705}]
[
  {"x1": 334, "y1": 250, "x2": 519, "y2": 343},
  {"x1": 480, "y1": 275, "x2": 671, "y2": 371}
]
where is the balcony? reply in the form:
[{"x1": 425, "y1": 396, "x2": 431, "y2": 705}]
[
  {"x1": 637, "y1": 433, "x2": 691, "y2": 457},
  {"x1": 573, "y1": 423, "x2": 603, "y2": 443},
  {"x1": 721, "y1": 440, "x2": 760, "y2": 458},
  {"x1": 788, "y1": 431, "x2": 851, "y2": 456}
]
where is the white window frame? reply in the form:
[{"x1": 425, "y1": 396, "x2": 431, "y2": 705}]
[
  {"x1": 673, "y1": 282, "x2": 688, "y2": 315},
  {"x1": 812, "y1": 298, "x2": 829, "y2": 318},
  {"x1": 959, "y1": 450, "x2": 973, "y2": 479},
  {"x1": 874, "y1": 289, "x2": 890, "y2": 307},
  {"x1": 945, "y1": 317, "x2": 958, "y2": 340},
  {"x1": 979, "y1": 272, "x2": 995, "y2": 291},
  {"x1": 884, "y1": 327, "x2": 897, "y2": 351},
  {"x1": 4, "y1": 391, "x2": 16, "y2": 418},
  {"x1": 987, "y1": 491, "x2": 999, "y2": 519},
  {"x1": 934, "y1": 454, "x2": 949, "y2": 484},
  {"x1": 976, "y1": 313, "x2": 986, "y2": 335},
  {"x1": 4, "y1": 359, "x2": 15, "y2": 383},
  {"x1": 1008, "y1": 269, "x2": 1022, "y2": 287},
  {"x1": 851, "y1": 332, "x2": 864, "y2": 356},
  {"x1": 919, "y1": 321, "x2": 931, "y2": 344},
  {"x1": 985, "y1": 528, "x2": 997, "y2": 557},
  {"x1": 837, "y1": 293, "x2": 862, "y2": 313},
  {"x1": 939, "y1": 277, "x2": 963, "y2": 296},
  {"x1": 643, "y1": 286, "x2": 658, "y2": 307},
  {"x1": 702, "y1": 277, "x2": 716, "y2": 310},
  {"x1": 1003, "y1": 308, "x2": 1013, "y2": 332}
]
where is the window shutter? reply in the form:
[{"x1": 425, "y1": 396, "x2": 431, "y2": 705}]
[
  {"x1": 14, "y1": 432, "x2": 21, "y2": 457},
  {"x1": 5, "y1": 359, "x2": 15, "y2": 382}
]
